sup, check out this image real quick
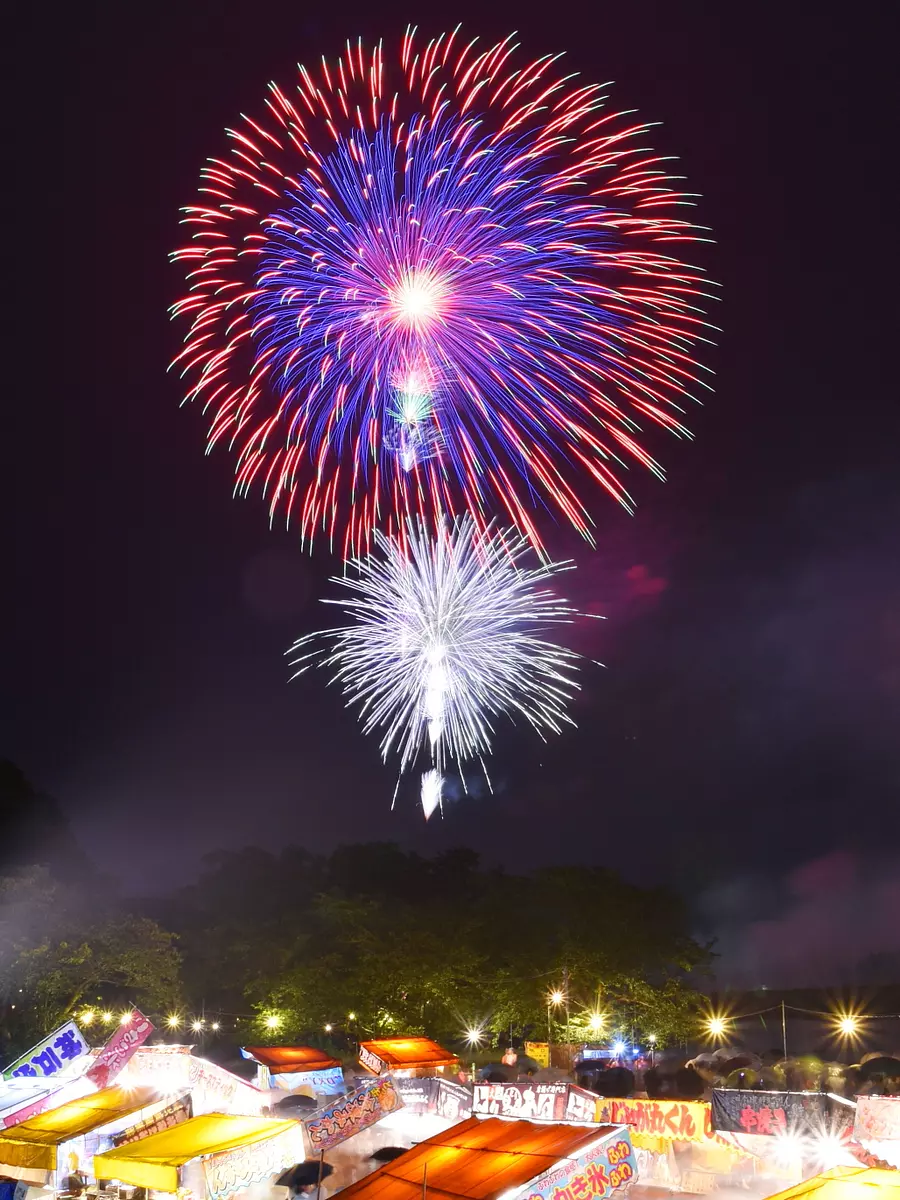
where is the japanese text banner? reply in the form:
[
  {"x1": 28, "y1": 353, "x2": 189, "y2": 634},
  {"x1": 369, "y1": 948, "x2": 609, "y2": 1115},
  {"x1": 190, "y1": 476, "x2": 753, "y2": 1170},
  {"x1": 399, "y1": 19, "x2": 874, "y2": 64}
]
[
  {"x1": 711, "y1": 1090, "x2": 854, "y2": 1136},
  {"x1": 594, "y1": 1099, "x2": 717, "y2": 1143},
  {"x1": 524, "y1": 1130, "x2": 636, "y2": 1200},
  {"x1": 2, "y1": 1022, "x2": 88, "y2": 1081},
  {"x1": 302, "y1": 1077, "x2": 402, "y2": 1153},
  {"x1": 87, "y1": 1009, "x2": 155, "y2": 1089}
]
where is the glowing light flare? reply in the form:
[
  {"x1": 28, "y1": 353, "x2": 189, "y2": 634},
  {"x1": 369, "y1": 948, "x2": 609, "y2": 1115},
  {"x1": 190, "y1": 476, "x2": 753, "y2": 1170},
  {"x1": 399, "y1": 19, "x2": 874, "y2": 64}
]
[
  {"x1": 191, "y1": 1020, "x2": 204, "y2": 1032},
  {"x1": 119, "y1": 1012, "x2": 132, "y2": 1026},
  {"x1": 464, "y1": 1025, "x2": 486, "y2": 1048},
  {"x1": 101, "y1": 1011, "x2": 114, "y2": 1025},
  {"x1": 79, "y1": 1010, "x2": 96, "y2": 1026},
  {"x1": 832, "y1": 1008, "x2": 864, "y2": 1042},
  {"x1": 587, "y1": 1012, "x2": 606, "y2": 1033},
  {"x1": 548, "y1": 990, "x2": 566, "y2": 1007},
  {"x1": 166, "y1": 1014, "x2": 181, "y2": 1030},
  {"x1": 264, "y1": 1014, "x2": 282, "y2": 1030},
  {"x1": 704, "y1": 1014, "x2": 730, "y2": 1040}
]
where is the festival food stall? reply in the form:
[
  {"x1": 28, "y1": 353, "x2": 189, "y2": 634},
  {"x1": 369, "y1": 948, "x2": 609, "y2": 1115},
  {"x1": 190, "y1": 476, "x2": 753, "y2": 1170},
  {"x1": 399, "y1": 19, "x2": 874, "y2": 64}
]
[
  {"x1": 761, "y1": 1166, "x2": 900, "y2": 1200},
  {"x1": 596, "y1": 1097, "x2": 755, "y2": 1193},
  {"x1": 711, "y1": 1089, "x2": 858, "y2": 1184},
  {"x1": 327, "y1": 1115, "x2": 637, "y2": 1200},
  {"x1": 0, "y1": 1086, "x2": 160, "y2": 1185},
  {"x1": 241, "y1": 1047, "x2": 344, "y2": 1098},
  {"x1": 357, "y1": 1038, "x2": 458, "y2": 1079},
  {"x1": 93, "y1": 1113, "x2": 304, "y2": 1198}
]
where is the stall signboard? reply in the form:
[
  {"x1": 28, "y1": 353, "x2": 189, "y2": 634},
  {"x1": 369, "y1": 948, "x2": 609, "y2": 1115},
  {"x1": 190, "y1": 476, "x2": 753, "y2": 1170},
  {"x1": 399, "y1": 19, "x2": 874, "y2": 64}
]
[
  {"x1": 525, "y1": 1043, "x2": 550, "y2": 1069},
  {"x1": 3, "y1": 1022, "x2": 88, "y2": 1081},
  {"x1": 2, "y1": 1093, "x2": 54, "y2": 1129},
  {"x1": 205, "y1": 1124, "x2": 304, "y2": 1200},
  {"x1": 86, "y1": 1010, "x2": 155, "y2": 1089},
  {"x1": 113, "y1": 1095, "x2": 192, "y2": 1147},
  {"x1": 595, "y1": 1099, "x2": 717, "y2": 1143},
  {"x1": 435, "y1": 1080, "x2": 472, "y2": 1123},
  {"x1": 118, "y1": 1047, "x2": 263, "y2": 1117},
  {"x1": 272, "y1": 1067, "x2": 344, "y2": 1096},
  {"x1": 855, "y1": 1096, "x2": 900, "y2": 1144},
  {"x1": 565, "y1": 1087, "x2": 599, "y2": 1124},
  {"x1": 523, "y1": 1129, "x2": 636, "y2": 1200},
  {"x1": 394, "y1": 1077, "x2": 438, "y2": 1113},
  {"x1": 358, "y1": 1045, "x2": 387, "y2": 1075},
  {"x1": 474, "y1": 1081, "x2": 567, "y2": 1121},
  {"x1": 711, "y1": 1090, "x2": 854, "y2": 1136},
  {"x1": 394, "y1": 1077, "x2": 472, "y2": 1121},
  {"x1": 303, "y1": 1076, "x2": 402, "y2": 1153},
  {"x1": 474, "y1": 1081, "x2": 596, "y2": 1123}
]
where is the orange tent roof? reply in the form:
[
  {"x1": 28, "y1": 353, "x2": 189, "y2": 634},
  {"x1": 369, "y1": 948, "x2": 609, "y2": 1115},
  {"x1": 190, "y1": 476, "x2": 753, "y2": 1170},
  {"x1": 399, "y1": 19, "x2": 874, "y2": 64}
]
[
  {"x1": 333, "y1": 1117, "x2": 619, "y2": 1200},
  {"x1": 243, "y1": 1046, "x2": 342, "y2": 1072},
  {"x1": 359, "y1": 1037, "x2": 458, "y2": 1071}
]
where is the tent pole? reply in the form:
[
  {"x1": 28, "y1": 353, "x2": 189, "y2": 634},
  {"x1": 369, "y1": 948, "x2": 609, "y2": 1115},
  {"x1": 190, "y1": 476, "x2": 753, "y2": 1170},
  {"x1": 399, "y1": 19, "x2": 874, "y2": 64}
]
[{"x1": 316, "y1": 1151, "x2": 325, "y2": 1200}]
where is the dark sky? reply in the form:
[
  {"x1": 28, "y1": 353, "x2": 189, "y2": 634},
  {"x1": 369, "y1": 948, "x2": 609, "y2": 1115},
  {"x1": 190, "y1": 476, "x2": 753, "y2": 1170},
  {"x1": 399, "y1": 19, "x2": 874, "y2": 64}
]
[{"x1": 6, "y1": 0, "x2": 898, "y2": 977}]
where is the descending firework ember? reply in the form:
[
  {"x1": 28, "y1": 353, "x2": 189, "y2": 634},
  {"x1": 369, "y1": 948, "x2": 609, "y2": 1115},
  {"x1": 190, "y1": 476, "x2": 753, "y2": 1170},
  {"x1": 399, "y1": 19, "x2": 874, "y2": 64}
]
[
  {"x1": 171, "y1": 28, "x2": 715, "y2": 555},
  {"x1": 288, "y1": 518, "x2": 589, "y2": 797}
]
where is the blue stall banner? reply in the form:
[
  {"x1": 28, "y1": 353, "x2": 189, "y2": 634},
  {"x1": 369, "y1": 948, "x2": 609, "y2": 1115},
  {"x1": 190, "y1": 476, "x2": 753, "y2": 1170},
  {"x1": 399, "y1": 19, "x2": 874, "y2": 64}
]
[
  {"x1": 3, "y1": 1022, "x2": 88, "y2": 1081},
  {"x1": 273, "y1": 1067, "x2": 345, "y2": 1096}
]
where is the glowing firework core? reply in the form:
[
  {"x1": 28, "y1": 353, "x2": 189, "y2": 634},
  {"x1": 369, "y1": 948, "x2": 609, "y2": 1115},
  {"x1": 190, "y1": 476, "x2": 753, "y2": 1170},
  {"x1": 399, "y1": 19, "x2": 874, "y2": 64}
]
[
  {"x1": 290, "y1": 518, "x2": 590, "y2": 789},
  {"x1": 390, "y1": 271, "x2": 446, "y2": 327}
]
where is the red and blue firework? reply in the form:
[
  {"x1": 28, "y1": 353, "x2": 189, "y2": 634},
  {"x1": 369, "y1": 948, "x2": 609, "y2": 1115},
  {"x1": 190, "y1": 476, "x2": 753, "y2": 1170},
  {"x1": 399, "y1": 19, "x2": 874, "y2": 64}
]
[{"x1": 171, "y1": 28, "x2": 716, "y2": 555}]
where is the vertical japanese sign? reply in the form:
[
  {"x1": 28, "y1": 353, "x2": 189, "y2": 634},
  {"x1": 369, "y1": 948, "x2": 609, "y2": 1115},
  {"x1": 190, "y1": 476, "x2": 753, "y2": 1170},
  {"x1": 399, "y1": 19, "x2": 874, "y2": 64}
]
[
  {"x1": 86, "y1": 1009, "x2": 155, "y2": 1089},
  {"x1": 2, "y1": 1021, "x2": 88, "y2": 1081},
  {"x1": 523, "y1": 1131, "x2": 636, "y2": 1200}
]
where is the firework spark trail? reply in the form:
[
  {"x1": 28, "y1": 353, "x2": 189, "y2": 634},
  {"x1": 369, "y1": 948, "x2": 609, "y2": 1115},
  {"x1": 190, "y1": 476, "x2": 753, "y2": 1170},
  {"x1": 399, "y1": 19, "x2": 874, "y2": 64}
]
[
  {"x1": 288, "y1": 518, "x2": 591, "y2": 790},
  {"x1": 171, "y1": 28, "x2": 717, "y2": 555}
]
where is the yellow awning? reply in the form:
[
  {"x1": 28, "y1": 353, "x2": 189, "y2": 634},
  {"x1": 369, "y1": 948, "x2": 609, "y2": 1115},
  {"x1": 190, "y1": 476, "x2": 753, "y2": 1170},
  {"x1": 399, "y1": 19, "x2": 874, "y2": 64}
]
[
  {"x1": 94, "y1": 1113, "x2": 300, "y2": 1193},
  {"x1": 764, "y1": 1167, "x2": 900, "y2": 1200},
  {"x1": 0, "y1": 1086, "x2": 158, "y2": 1173}
]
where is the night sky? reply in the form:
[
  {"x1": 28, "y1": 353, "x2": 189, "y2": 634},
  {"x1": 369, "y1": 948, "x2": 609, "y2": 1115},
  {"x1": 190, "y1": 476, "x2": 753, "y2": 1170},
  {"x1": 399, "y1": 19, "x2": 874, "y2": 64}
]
[{"x1": 7, "y1": 1, "x2": 898, "y2": 982}]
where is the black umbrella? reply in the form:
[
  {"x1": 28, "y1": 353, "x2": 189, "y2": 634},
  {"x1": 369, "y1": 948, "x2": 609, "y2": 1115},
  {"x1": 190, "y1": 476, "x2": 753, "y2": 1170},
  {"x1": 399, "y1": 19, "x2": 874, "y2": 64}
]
[
  {"x1": 274, "y1": 1094, "x2": 319, "y2": 1112},
  {"x1": 276, "y1": 1163, "x2": 335, "y2": 1189},
  {"x1": 478, "y1": 1063, "x2": 512, "y2": 1081},
  {"x1": 858, "y1": 1057, "x2": 900, "y2": 1078},
  {"x1": 369, "y1": 1147, "x2": 409, "y2": 1162}
]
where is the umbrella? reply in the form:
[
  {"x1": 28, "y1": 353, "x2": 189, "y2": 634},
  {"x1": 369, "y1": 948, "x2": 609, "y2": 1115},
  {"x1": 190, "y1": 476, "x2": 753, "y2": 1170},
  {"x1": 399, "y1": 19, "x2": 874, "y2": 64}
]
[
  {"x1": 274, "y1": 1093, "x2": 319, "y2": 1112},
  {"x1": 276, "y1": 1164, "x2": 335, "y2": 1189},
  {"x1": 479, "y1": 1063, "x2": 512, "y2": 1081},
  {"x1": 858, "y1": 1057, "x2": 900, "y2": 1078},
  {"x1": 369, "y1": 1147, "x2": 409, "y2": 1162}
]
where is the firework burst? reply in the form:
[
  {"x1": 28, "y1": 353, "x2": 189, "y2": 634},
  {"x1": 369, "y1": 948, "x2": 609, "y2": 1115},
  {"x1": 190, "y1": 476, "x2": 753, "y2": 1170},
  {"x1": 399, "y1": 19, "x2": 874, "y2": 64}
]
[
  {"x1": 171, "y1": 28, "x2": 716, "y2": 555},
  {"x1": 289, "y1": 518, "x2": 590, "y2": 798}
]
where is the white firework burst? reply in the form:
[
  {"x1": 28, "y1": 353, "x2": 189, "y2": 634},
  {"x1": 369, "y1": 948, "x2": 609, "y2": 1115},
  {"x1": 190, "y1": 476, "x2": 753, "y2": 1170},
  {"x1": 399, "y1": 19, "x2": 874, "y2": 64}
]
[{"x1": 289, "y1": 518, "x2": 591, "y2": 788}]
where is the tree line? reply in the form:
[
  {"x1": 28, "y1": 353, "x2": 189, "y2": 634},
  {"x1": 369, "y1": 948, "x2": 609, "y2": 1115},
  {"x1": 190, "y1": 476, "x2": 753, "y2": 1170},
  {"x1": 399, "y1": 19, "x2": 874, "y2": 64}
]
[{"x1": 0, "y1": 762, "x2": 710, "y2": 1059}]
